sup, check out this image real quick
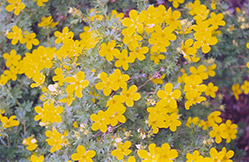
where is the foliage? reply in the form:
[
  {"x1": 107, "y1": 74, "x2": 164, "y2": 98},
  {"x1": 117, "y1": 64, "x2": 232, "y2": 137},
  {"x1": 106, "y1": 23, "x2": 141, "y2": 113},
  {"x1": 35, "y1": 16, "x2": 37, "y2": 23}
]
[{"x1": 0, "y1": 0, "x2": 248, "y2": 161}]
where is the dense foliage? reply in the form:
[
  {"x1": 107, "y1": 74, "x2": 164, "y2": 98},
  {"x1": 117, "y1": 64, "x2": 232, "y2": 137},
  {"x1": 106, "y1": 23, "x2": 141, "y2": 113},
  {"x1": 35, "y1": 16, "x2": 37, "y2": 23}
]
[{"x1": 0, "y1": 0, "x2": 248, "y2": 161}]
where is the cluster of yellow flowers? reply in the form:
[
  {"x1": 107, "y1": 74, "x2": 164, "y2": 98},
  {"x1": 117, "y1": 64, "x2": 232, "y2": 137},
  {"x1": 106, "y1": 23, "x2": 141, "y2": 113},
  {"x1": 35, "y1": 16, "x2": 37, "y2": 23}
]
[
  {"x1": 2, "y1": 0, "x2": 247, "y2": 161},
  {"x1": 6, "y1": 0, "x2": 48, "y2": 16},
  {"x1": 22, "y1": 136, "x2": 38, "y2": 151},
  {"x1": 92, "y1": 76, "x2": 140, "y2": 132},
  {"x1": 186, "y1": 111, "x2": 238, "y2": 144},
  {"x1": 148, "y1": 82, "x2": 181, "y2": 133},
  {"x1": 230, "y1": 43, "x2": 249, "y2": 100},
  {"x1": 232, "y1": 80, "x2": 249, "y2": 100},
  {"x1": 178, "y1": 64, "x2": 218, "y2": 110},
  {"x1": 186, "y1": 147, "x2": 234, "y2": 162},
  {"x1": 0, "y1": 110, "x2": 19, "y2": 129}
]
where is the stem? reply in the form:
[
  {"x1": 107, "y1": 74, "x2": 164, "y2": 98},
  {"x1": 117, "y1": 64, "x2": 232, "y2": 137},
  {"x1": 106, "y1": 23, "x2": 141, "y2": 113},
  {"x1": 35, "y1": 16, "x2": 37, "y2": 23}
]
[
  {"x1": 7, "y1": 136, "x2": 11, "y2": 161},
  {"x1": 129, "y1": 73, "x2": 147, "y2": 80},
  {"x1": 113, "y1": 122, "x2": 124, "y2": 130},
  {"x1": 137, "y1": 74, "x2": 156, "y2": 91},
  {"x1": 23, "y1": 120, "x2": 26, "y2": 134},
  {"x1": 7, "y1": 136, "x2": 10, "y2": 147}
]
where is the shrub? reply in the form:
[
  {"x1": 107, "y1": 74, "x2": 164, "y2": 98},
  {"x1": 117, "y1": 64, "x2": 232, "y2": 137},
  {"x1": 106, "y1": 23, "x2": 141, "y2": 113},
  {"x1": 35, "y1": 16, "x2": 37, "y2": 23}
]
[{"x1": 0, "y1": 0, "x2": 248, "y2": 161}]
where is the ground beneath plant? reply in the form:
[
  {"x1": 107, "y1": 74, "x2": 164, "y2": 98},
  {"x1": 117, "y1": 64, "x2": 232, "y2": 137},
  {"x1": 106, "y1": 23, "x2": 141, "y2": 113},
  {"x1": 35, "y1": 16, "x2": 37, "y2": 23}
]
[{"x1": 222, "y1": 93, "x2": 249, "y2": 162}]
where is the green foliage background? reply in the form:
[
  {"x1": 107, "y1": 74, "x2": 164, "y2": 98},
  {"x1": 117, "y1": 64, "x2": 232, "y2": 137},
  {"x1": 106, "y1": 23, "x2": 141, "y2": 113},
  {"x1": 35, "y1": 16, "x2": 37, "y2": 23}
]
[{"x1": 0, "y1": 0, "x2": 248, "y2": 161}]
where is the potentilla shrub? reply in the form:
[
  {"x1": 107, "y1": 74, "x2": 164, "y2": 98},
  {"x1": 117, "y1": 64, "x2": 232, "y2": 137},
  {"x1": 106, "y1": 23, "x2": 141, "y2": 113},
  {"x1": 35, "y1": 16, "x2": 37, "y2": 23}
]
[{"x1": 0, "y1": 0, "x2": 248, "y2": 161}]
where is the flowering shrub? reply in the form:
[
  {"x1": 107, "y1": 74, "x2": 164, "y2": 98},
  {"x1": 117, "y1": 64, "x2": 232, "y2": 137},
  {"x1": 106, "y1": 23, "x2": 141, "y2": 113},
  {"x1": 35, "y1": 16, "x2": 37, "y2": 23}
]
[{"x1": 0, "y1": 0, "x2": 248, "y2": 161}]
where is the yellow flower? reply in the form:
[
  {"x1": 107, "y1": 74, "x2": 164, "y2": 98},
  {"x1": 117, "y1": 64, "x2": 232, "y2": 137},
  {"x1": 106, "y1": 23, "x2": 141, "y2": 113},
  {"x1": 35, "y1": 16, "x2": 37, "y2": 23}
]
[
  {"x1": 38, "y1": 16, "x2": 58, "y2": 28},
  {"x1": 157, "y1": 82, "x2": 181, "y2": 109},
  {"x1": 209, "y1": 147, "x2": 234, "y2": 162},
  {"x1": 184, "y1": 75, "x2": 207, "y2": 93},
  {"x1": 34, "y1": 0, "x2": 48, "y2": 7},
  {"x1": 186, "y1": 150, "x2": 204, "y2": 162},
  {"x1": 31, "y1": 46, "x2": 56, "y2": 70},
  {"x1": 59, "y1": 94, "x2": 75, "y2": 106},
  {"x1": 80, "y1": 27, "x2": 100, "y2": 49},
  {"x1": 115, "y1": 49, "x2": 134, "y2": 71},
  {"x1": 190, "y1": 65, "x2": 208, "y2": 80},
  {"x1": 168, "y1": 0, "x2": 184, "y2": 8},
  {"x1": 246, "y1": 42, "x2": 249, "y2": 49},
  {"x1": 20, "y1": 32, "x2": 39, "y2": 50},
  {"x1": 211, "y1": 1, "x2": 216, "y2": 10},
  {"x1": 73, "y1": 121, "x2": 78, "y2": 128},
  {"x1": 205, "y1": 82, "x2": 218, "y2": 98},
  {"x1": 34, "y1": 101, "x2": 64, "y2": 124},
  {"x1": 128, "y1": 44, "x2": 148, "y2": 61},
  {"x1": 207, "y1": 111, "x2": 222, "y2": 127},
  {"x1": 180, "y1": 39, "x2": 197, "y2": 61},
  {"x1": 149, "y1": 25, "x2": 176, "y2": 53},
  {"x1": 165, "y1": 7, "x2": 181, "y2": 30},
  {"x1": 65, "y1": 71, "x2": 89, "y2": 98},
  {"x1": 107, "y1": 9, "x2": 124, "y2": 21},
  {"x1": 223, "y1": 120, "x2": 237, "y2": 143},
  {"x1": 189, "y1": 0, "x2": 201, "y2": 16},
  {"x1": 95, "y1": 72, "x2": 119, "y2": 96},
  {"x1": 241, "y1": 80, "x2": 249, "y2": 94},
  {"x1": 232, "y1": 83, "x2": 242, "y2": 100},
  {"x1": 138, "y1": 143, "x2": 178, "y2": 162},
  {"x1": 22, "y1": 137, "x2": 38, "y2": 151},
  {"x1": 6, "y1": 0, "x2": 25, "y2": 15},
  {"x1": 106, "y1": 105, "x2": 126, "y2": 127},
  {"x1": 193, "y1": 4, "x2": 209, "y2": 21},
  {"x1": 120, "y1": 85, "x2": 141, "y2": 107},
  {"x1": 3, "y1": 49, "x2": 21, "y2": 67},
  {"x1": 45, "y1": 127, "x2": 68, "y2": 153},
  {"x1": 111, "y1": 69, "x2": 130, "y2": 90},
  {"x1": 59, "y1": 39, "x2": 83, "y2": 58},
  {"x1": 4, "y1": 66, "x2": 18, "y2": 81},
  {"x1": 186, "y1": 117, "x2": 199, "y2": 128},
  {"x1": 220, "y1": 147, "x2": 234, "y2": 162},
  {"x1": 185, "y1": 91, "x2": 206, "y2": 110},
  {"x1": 177, "y1": 72, "x2": 187, "y2": 84},
  {"x1": 29, "y1": 155, "x2": 44, "y2": 162},
  {"x1": 209, "y1": 147, "x2": 224, "y2": 161},
  {"x1": 89, "y1": 8, "x2": 103, "y2": 21},
  {"x1": 90, "y1": 110, "x2": 111, "y2": 133},
  {"x1": 1, "y1": 115, "x2": 19, "y2": 128},
  {"x1": 99, "y1": 40, "x2": 120, "y2": 61},
  {"x1": 122, "y1": 29, "x2": 142, "y2": 46},
  {"x1": 123, "y1": 156, "x2": 136, "y2": 162},
  {"x1": 147, "y1": 105, "x2": 165, "y2": 134},
  {"x1": 7, "y1": 25, "x2": 23, "y2": 45},
  {"x1": 209, "y1": 123, "x2": 228, "y2": 144},
  {"x1": 164, "y1": 113, "x2": 182, "y2": 132},
  {"x1": 0, "y1": 75, "x2": 9, "y2": 85},
  {"x1": 157, "y1": 143, "x2": 178, "y2": 161},
  {"x1": 111, "y1": 141, "x2": 132, "y2": 160},
  {"x1": 150, "y1": 51, "x2": 165, "y2": 64},
  {"x1": 122, "y1": 9, "x2": 146, "y2": 35},
  {"x1": 151, "y1": 74, "x2": 165, "y2": 84},
  {"x1": 52, "y1": 68, "x2": 65, "y2": 86},
  {"x1": 194, "y1": 30, "x2": 217, "y2": 53},
  {"x1": 30, "y1": 73, "x2": 45, "y2": 88},
  {"x1": 71, "y1": 145, "x2": 96, "y2": 162},
  {"x1": 209, "y1": 12, "x2": 226, "y2": 29},
  {"x1": 138, "y1": 143, "x2": 159, "y2": 161},
  {"x1": 207, "y1": 64, "x2": 217, "y2": 77},
  {"x1": 54, "y1": 27, "x2": 74, "y2": 44}
]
